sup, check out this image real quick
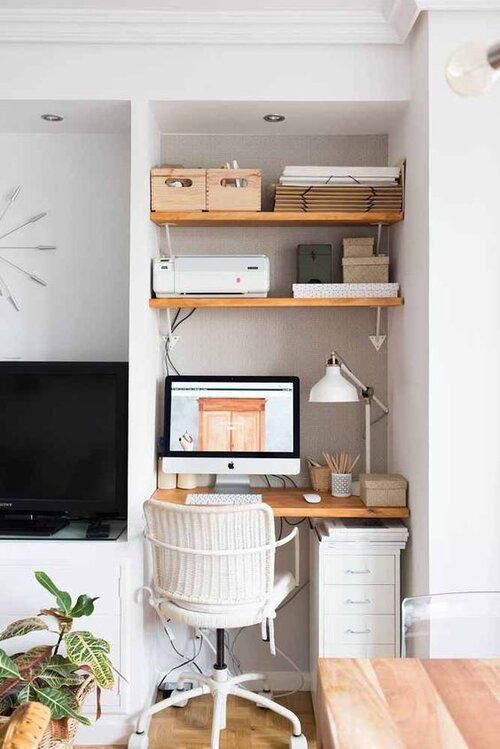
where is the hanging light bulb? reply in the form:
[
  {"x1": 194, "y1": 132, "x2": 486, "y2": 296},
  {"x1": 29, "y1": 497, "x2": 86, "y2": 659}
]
[{"x1": 446, "y1": 41, "x2": 500, "y2": 97}]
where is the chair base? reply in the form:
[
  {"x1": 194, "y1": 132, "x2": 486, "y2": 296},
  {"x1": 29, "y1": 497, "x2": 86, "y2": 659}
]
[{"x1": 129, "y1": 667, "x2": 307, "y2": 749}]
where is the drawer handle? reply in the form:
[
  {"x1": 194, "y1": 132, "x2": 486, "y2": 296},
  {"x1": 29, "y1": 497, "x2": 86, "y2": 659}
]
[
  {"x1": 345, "y1": 598, "x2": 371, "y2": 605},
  {"x1": 345, "y1": 628, "x2": 371, "y2": 635},
  {"x1": 345, "y1": 568, "x2": 371, "y2": 575}
]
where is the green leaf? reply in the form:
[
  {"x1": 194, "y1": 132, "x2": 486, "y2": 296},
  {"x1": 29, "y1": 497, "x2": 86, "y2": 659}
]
[
  {"x1": 64, "y1": 631, "x2": 114, "y2": 689},
  {"x1": 0, "y1": 617, "x2": 49, "y2": 641},
  {"x1": 35, "y1": 571, "x2": 72, "y2": 614},
  {"x1": 40, "y1": 656, "x2": 79, "y2": 679},
  {"x1": 0, "y1": 649, "x2": 21, "y2": 679},
  {"x1": 13, "y1": 646, "x2": 53, "y2": 677},
  {"x1": 38, "y1": 671, "x2": 84, "y2": 689},
  {"x1": 70, "y1": 595, "x2": 99, "y2": 618},
  {"x1": 16, "y1": 684, "x2": 37, "y2": 704},
  {"x1": 0, "y1": 693, "x2": 16, "y2": 715},
  {"x1": 0, "y1": 678, "x2": 21, "y2": 702},
  {"x1": 30, "y1": 685, "x2": 91, "y2": 726}
]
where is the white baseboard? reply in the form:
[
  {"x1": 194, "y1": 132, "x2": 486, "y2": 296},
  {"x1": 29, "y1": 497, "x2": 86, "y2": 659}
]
[
  {"x1": 76, "y1": 715, "x2": 134, "y2": 746},
  {"x1": 248, "y1": 671, "x2": 311, "y2": 692}
]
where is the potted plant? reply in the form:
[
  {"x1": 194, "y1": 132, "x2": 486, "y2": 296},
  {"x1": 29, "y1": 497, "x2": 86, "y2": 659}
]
[{"x1": 0, "y1": 571, "x2": 116, "y2": 749}]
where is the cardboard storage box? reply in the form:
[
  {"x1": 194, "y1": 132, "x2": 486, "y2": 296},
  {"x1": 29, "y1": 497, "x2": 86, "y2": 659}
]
[
  {"x1": 342, "y1": 256, "x2": 389, "y2": 283},
  {"x1": 207, "y1": 169, "x2": 261, "y2": 211},
  {"x1": 151, "y1": 168, "x2": 207, "y2": 211},
  {"x1": 360, "y1": 473, "x2": 407, "y2": 507},
  {"x1": 343, "y1": 237, "x2": 375, "y2": 258}
]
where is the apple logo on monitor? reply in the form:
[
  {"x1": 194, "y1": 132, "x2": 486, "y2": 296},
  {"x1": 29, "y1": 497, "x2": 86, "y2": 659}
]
[{"x1": 228, "y1": 462, "x2": 235, "y2": 470}]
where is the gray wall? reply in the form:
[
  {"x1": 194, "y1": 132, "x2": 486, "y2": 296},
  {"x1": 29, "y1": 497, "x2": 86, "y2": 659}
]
[
  {"x1": 160, "y1": 133, "x2": 389, "y2": 483},
  {"x1": 157, "y1": 133, "x2": 391, "y2": 676}
]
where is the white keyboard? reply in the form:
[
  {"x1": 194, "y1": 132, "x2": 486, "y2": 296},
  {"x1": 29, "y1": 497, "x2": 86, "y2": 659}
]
[{"x1": 185, "y1": 493, "x2": 262, "y2": 506}]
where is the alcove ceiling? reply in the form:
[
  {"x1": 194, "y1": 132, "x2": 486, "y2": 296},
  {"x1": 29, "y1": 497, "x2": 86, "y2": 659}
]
[{"x1": 152, "y1": 100, "x2": 407, "y2": 136}]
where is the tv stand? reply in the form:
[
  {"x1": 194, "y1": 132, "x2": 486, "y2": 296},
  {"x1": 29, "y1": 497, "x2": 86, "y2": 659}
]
[
  {"x1": 0, "y1": 514, "x2": 69, "y2": 537},
  {"x1": 86, "y1": 519, "x2": 111, "y2": 539}
]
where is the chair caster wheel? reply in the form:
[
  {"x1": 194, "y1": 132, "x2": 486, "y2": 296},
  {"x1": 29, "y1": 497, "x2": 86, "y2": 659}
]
[
  {"x1": 289, "y1": 734, "x2": 308, "y2": 749},
  {"x1": 257, "y1": 688, "x2": 273, "y2": 708},
  {"x1": 128, "y1": 732, "x2": 149, "y2": 749}
]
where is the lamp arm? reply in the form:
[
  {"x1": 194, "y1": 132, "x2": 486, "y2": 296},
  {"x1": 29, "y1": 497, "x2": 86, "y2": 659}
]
[{"x1": 338, "y1": 361, "x2": 389, "y2": 415}]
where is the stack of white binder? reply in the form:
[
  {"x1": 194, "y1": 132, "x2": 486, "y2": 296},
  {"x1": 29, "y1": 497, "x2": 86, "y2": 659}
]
[{"x1": 315, "y1": 518, "x2": 409, "y2": 546}]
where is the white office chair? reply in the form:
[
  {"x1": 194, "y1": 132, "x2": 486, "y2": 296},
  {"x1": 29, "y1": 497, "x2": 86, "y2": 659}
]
[
  {"x1": 129, "y1": 499, "x2": 307, "y2": 749},
  {"x1": 402, "y1": 591, "x2": 500, "y2": 657}
]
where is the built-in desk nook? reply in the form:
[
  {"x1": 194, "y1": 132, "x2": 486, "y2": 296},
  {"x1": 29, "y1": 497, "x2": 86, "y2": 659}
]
[{"x1": 152, "y1": 488, "x2": 410, "y2": 519}]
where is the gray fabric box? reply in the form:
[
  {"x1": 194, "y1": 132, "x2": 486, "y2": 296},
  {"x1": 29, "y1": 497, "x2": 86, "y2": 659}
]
[
  {"x1": 343, "y1": 237, "x2": 375, "y2": 258},
  {"x1": 342, "y1": 256, "x2": 389, "y2": 283},
  {"x1": 360, "y1": 473, "x2": 408, "y2": 507}
]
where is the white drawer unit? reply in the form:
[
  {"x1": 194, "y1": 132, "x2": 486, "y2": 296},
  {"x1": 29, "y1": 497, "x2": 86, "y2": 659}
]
[
  {"x1": 309, "y1": 525, "x2": 407, "y2": 705},
  {"x1": 324, "y1": 584, "x2": 395, "y2": 615},
  {"x1": 324, "y1": 554, "x2": 395, "y2": 585},
  {"x1": 324, "y1": 614, "x2": 395, "y2": 645}
]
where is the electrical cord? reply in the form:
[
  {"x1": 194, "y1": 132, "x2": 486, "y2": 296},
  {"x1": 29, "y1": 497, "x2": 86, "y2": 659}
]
[
  {"x1": 284, "y1": 517, "x2": 307, "y2": 527},
  {"x1": 158, "y1": 632, "x2": 203, "y2": 688},
  {"x1": 163, "y1": 308, "x2": 196, "y2": 376}
]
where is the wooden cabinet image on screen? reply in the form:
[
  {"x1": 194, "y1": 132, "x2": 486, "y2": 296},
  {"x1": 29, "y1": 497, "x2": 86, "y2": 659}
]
[{"x1": 198, "y1": 398, "x2": 266, "y2": 451}]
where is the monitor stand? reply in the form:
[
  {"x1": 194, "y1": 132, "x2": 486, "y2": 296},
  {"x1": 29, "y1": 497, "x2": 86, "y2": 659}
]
[{"x1": 214, "y1": 474, "x2": 252, "y2": 495}]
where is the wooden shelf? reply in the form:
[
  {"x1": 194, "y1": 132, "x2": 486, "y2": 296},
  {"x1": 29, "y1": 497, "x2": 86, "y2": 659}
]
[
  {"x1": 150, "y1": 210, "x2": 404, "y2": 227},
  {"x1": 152, "y1": 488, "x2": 409, "y2": 519},
  {"x1": 150, "y1": 296, "x2": 403, "y2": 309}
]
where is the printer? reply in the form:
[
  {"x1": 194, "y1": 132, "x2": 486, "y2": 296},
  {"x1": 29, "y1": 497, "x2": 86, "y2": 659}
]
[{"x1": 152, "y1": 255, "x2": 270, "y2": 298}]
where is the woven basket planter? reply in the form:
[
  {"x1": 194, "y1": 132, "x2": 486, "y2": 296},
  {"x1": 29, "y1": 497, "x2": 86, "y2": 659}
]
[{"x1": 0, "y1": 675, "x2": 95, "y2": 749}]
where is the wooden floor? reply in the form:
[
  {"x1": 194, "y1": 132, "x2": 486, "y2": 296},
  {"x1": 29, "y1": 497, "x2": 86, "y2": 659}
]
[{"x1": 80, "y1": 692, "x2": 316, "y2": 749}]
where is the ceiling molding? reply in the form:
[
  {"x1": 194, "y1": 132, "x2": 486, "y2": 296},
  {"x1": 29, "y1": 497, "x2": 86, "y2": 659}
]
[
  {"x1": 0, "y1": 8, "x2": 403, "y2": 46},
  {"x1": 385, "y1": 1, "x2": 420, "y2": 42},
  {"x1": 418, "y1": 1, "x2": 500, "y2": 8},
  {"x1": 0, "y1": 3, "x2": 498, "y2": 47}
]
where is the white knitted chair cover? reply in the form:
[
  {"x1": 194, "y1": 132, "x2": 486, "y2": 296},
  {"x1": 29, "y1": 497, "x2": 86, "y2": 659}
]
[{"x1": 144, "y1": 499, "x2": 276, "y2": 612}]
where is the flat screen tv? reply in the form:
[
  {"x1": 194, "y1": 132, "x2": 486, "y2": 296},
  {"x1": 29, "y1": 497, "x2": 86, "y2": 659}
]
[{"x1": 0, "y1": 362, "x2": 128, "y2": 526}]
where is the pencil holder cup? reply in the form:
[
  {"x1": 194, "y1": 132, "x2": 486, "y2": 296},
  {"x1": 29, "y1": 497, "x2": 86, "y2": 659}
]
[{"x1": 331, "y1": 472, "x2": 352, "y2": 498}]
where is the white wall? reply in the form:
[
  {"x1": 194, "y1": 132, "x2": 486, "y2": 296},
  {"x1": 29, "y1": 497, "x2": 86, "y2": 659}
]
[
  {"x1": 427, "y1": 10, "x2": 500, "y2": 593},
  {"x1": 388, "y1": 14, "x2": 430, "y2": 596},
  {"x1": 0, "y1": 133, "x2": 129, "y2": 360},
  {"x1": 0, "y1": 35, "x2": 411, "y2": 743},
  {"x1": 0, "y1": 44, "x2": 409, "y2": 103}
]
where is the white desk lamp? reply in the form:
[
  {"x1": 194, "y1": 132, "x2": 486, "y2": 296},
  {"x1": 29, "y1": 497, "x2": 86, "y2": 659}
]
[{"x1": 309, "y1": 350, "x2": 389, "y2": 474}]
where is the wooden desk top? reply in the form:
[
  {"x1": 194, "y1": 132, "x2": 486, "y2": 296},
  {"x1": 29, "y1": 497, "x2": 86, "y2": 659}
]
[
  {"x1": 317, "y1": 658, "x2": 500, "y2": 749},
  {"x1": 151, "y1": 488, "x2": 409, "y2": 519}
]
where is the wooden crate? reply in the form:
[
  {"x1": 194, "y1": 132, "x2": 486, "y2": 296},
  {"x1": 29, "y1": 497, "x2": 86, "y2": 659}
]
[
  {"x1": 151, "y1": 168, "x2": 206, "y2": 212},
  {"x1": 207, "y1": 169, "x2": 261, "y2": 211}
]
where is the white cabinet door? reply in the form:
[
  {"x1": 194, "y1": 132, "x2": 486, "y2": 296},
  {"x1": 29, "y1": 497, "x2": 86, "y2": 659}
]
[{"x1": 0, "y1": 562, "x2": 128, "y2": 714}]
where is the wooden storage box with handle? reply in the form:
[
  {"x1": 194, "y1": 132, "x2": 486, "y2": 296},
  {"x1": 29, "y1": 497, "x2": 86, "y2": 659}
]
[
  {"x1": 151, "y1": 168, "x2": 207, "y2": 212},
  {"x1": 207, "y1": 169, "x2": 261, "y2": 211}
]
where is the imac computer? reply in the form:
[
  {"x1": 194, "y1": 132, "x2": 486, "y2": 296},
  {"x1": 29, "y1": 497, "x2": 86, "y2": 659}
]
[{"x1": 162, "y1": 375, "x2": 300, "y2": 493}]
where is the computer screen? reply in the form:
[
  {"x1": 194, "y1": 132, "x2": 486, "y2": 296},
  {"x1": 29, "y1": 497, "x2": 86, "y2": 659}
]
[{"x1": 164, "y1": 376, "x2": 300, "y2": 458}]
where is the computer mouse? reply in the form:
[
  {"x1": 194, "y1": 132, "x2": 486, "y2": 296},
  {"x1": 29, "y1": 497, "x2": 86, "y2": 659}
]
[{"x1": 303, "y1": 493, "x2": 321, "y2": 504}]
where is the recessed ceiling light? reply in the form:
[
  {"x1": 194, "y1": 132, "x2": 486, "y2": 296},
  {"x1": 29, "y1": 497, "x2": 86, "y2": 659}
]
[
  {"x1": 41, "y1": 114, "x2": 64, "y2": 122},
  {"x1": 263, "y1": 113, "x2": 285, "y2": 123}
]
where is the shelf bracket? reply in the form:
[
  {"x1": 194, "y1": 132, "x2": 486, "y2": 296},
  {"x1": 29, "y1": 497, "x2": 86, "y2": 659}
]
[
  {"x1": 375, "y1": 223, "x2": 383, "y2": 255},
  {"x1": 369, "y1": 306, "x2": 386, "y2": 351}
]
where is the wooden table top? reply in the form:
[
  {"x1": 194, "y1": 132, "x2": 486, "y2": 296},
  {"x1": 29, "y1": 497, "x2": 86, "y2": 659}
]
[
  {"x1": 151, "y1": 487, "x2": 409, "y2": 519},
  {"x1": 317, "y1": 658, "x2": 500, "y2": 749}
]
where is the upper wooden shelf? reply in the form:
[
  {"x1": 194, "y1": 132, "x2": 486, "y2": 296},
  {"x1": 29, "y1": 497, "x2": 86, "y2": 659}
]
[
  {"x1": 149, "y1": 296, "x2": 403, "y2": 309},
  {"x1": 152, "y1": 487, "x2": 409, "y2": 519},
  {"x1": 150, "y1": 210, "x2": 404, "y2": 227}
]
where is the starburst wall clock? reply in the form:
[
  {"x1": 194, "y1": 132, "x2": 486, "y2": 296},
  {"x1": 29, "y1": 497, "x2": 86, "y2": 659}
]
[{"x1": 0, "y1": 185, "x2": 56, "y2": 311}]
